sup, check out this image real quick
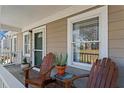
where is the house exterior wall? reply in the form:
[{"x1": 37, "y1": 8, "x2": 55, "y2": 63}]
[
  {"x1": 46, "y1": 18, "x2": 67, "y2": 54},
  {"x1": 14, "y1": 5, "x2": 123, "y2": 87},
  {"x1": 46, "y1": 6, "x2": 101, "y2": 54},
  {"x1": 108, "y1": 5, "x2": 124, "y2": 87},
  {"x1": 46, "y1": 6, "x2": 124, "y2": 87}
]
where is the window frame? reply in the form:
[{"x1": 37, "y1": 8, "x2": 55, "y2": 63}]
[
  {"x1": 12, "y1": 36, "x2": 17, "y2": 52},
  {"x1": 23, "y1": 32, "x2": 30, "y2": 57},
  {"x1": 67, "y1": 6, "x2": 108, "y2": 70}
]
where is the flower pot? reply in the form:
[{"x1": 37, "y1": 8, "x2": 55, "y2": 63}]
[{"x1": 56, "y1": 66, "x2": 66, "y2": 75}]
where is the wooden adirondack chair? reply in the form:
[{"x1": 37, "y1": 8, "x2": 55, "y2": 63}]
[
  {"x1": 65, "y1": 58, "x2": 118, "y2": 88},
  {"x1": 24, "y1": 52, "x2": 55, "y2": 88}
]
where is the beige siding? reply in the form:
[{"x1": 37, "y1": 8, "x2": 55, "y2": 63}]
[
  {"x1": 46, "y1": 18, "x2": 67, "y2": 54},
  {"x1": 109, "y1": 6, "x2": 124, "y2": 58},
  {"x1": 109, "y1": 5, "x2": 124, "y2": 87}
]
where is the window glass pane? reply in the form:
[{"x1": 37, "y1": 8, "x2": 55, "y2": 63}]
[
  {"x1": 73, "y1": 17, "x2": 99, "y2": 42},
  {"x1": 24, "y1": 34, "x2": 30, "y2": 54},
  {"x1": 24, "y1": 44, "x2": 30, "y2": 54},
  {"x1": 25, "y1": 35, "x2": 27, "y2": 44},
  {"x1": 35, "y1": 32, "x2": 42, "y2": 49},
  {"x1": 72, "y1": 17, "x2": 99, "y2": 64},
  {"x1": 73, "y1": 42, "x2": 99, "y2": 64},
  {"x1": 14, "y1": 38, "x2": 16, "y2": 51},
  {"x1": 25, "y1": 35, "x2": 29, "y2": 44},
  {"x1": 24, "y1": 45, "x2": 27, "y2": 54}
]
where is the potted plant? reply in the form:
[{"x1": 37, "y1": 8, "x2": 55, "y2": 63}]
[
  {"x1": 21, "y1": 57, "x2": 30, "y2": 70},
  {"x1": 54, "y1": 53, "x2": 68, "y2": 75}
]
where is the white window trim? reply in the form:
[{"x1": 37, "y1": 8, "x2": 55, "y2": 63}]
[
  {"x1": 23, "y1": 31, "x2": 30, "y2": 57},
  {"x1": 32, "y1": 25, "x2": 46, "y2": 71},
  {"x1": 12, "y1": 36, "x2": 17, "y2": 52},
  {"x1": 67, "y1": 6, "x2": 108, "y2": 71}
]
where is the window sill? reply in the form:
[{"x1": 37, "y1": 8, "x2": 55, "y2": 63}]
[
  {"x1": 23, "y1": 54, "x2": 30, "y2": 57},
  {"x1": 68, "y1": 62, "x2": 92, "y2": 71}
]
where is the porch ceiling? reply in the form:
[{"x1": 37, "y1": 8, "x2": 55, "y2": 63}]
[{"x1": 0, "y1": 5, "x2": 71, "y2": 30}]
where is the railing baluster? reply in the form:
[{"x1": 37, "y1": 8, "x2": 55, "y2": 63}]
[{"x1": 80, "y1": 52, "x2": 99, "y2": 64}]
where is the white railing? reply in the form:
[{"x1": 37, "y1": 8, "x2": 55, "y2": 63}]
[
  {"x1": 0, "y1": 50, "x2": 23, "y2": 65},
  {"x1": 0, "y1": 64, "x2": 24, "y2": 88},
  {"x1": 13, "y1": 50, "x2": 23, "y2": 64}
]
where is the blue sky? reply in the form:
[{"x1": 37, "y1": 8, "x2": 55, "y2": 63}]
[{"x1": 0, "y1": 31, "x2": 7, "y2": 40}]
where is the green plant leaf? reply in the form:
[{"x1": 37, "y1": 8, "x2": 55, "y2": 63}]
[{"x1": 54, "y1": 53, "x2": 68, "y2": 66}]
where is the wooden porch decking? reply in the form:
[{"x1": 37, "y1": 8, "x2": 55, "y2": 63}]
[
  {"x1": 4, "y1": 64, "x2": 89, "y2": 88},
  {"x1": 4, "y1": 63, "x2": 124, "y2": 88}
]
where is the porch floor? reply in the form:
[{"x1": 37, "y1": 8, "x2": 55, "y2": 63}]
[
  {"x1": 4, "y1": 64, "x2": 89, "y2": 88},
  {"x1": 4, "y1": 64, "x2": 25, "y2": 84}
]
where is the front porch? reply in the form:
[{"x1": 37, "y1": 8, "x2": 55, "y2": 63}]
[
  {"x1": 3, "y1": 64, "x2": 89, "y2": 88},
  {"x1": 0, "y1": 5, "x2": 124, "y2": 88}
]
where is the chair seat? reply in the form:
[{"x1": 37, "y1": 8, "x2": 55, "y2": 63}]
[
  {"x1": 25, "y1": 77, "x2": 44, "y2": 86},
  {"x1": 46, "y1": 82, "x2": 63, "y2": 88}
]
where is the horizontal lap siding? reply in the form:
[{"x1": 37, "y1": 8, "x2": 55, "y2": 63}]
[
  {"x1": 46, "y1": 18, "x2": 67, "y2": 54},
  {"x1": 109, "y1": 5, "x2": 124, "y2": 87}
]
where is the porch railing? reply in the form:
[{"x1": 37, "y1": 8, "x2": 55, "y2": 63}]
[
  {"x1": 0, "y1": 50, "x2": 23, "y2": 65},
  {"x1": 0, "y1": 64, "x2": 24, "y2": 88},
  {"x1": 74, "y1": 52, "x2": 99, "y2": 64},
  {"x1": 80, "y1": 53, "x2": 99, "y2": 64}
]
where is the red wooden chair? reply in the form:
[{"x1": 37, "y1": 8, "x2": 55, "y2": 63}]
[
  {"x1": 65, "y1": 58, "x2": 118, "y2": 88},
  {"x1": 24, "y1": 52, "x2": 55, "y2": 88}
]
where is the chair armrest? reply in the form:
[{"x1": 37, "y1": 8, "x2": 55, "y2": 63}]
[
  {"x1": 24, "y1": 65, "x2": 40, "y2": 79},
  {"x1": 63, "y1": 74, "x2": 89, "y2": 88},
  {"x1": 24, "y1": 65, "x2": 40, "y2": 72},
  {"x1": 71, "y1": 74, "x2": 89, "y2": 81}
]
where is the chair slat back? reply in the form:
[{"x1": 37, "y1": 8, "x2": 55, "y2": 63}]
[
  {"x1": 40, "y1": 52, "x2": 55, "y2": 78},
  {"x1": 87, "y1": 58, "x2": 118, "y2": 88}
]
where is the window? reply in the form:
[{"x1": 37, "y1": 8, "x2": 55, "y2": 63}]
[
  {"x1": 72, "y1": 17, "x2": 99, "y2": 63},
  {"x1": 23, "y1": 32, "x2": 30, "y2": 56},
  {"x1": 67, "y1": 6, "x2": 108, "y2": 70},
  {"x1": 12, "y1": 36, "x2": 17, "y2": 52},
  {"x1": 13, "y1": 37, "x2": 17, "y2": 52}
]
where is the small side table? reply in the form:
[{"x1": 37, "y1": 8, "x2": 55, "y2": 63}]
[{"x1": 54, "y1": 72, "x2": 75, "y2": 88}]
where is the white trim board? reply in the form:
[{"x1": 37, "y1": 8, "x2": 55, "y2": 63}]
[
  {"x1": 22, "y1": 5, "x2": 95, "y2": 31},
  {"x1": 12, "y1": 35, "x2": 17, "y2": 52},
  {"x1": 32, "y1": 25, "x2": 46, "y2": 67},
  {"x1": 0, "y1": 65, "x2": 24, "y2": 88},
  {"x1": 23, "y1": 31, "x2": 30, "y2": 57},
  {"x1": 67, "y1": 6, "x2": 108, "y2": 71}
]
